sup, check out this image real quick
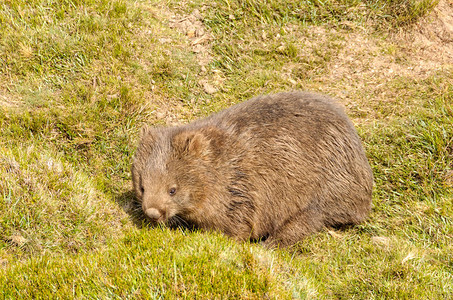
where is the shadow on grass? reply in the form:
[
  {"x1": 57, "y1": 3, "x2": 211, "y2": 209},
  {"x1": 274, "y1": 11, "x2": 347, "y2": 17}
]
[
  {"x1": 114, "y1": 190, "x2": 198, "y2": 232},
  {"x1": 113, "y1": 191, "x2": 362, "y2": 251},
  {"x1": 114, "y1": 190, "x2": 150, "y2": 229}
]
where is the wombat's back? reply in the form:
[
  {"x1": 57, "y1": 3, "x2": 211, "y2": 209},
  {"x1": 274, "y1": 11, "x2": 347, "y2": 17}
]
[{"x1": 197, "y1": 92, "x2": 373, "y2": 245}]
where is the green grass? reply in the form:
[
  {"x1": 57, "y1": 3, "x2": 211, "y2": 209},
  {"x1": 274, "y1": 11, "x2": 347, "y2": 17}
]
[
  {"x1": 1, "y1": 0, "x2": 452, "y2": 298},
  {"x1": 1, "y1": 230, "x2": 292, "y2": 298}
]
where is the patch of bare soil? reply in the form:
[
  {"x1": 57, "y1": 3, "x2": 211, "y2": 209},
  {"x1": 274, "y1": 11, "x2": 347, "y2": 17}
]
[
  {"x1": 311, "y1": 0, "x2": 453, "y2": 120},
  {"x1": 408, "y1": 0, "x2": 453, "y2": 64},
  {"x1": 333, "y1": 1, "x2": 452, "y2": 83},
  {"x1": 169, "y1": 8, "x2": 213, "y2": 68},
  {"x1": 169, "y1": 8, "x2": 224, "y2": 96},
  {"x1": 143, "y1": 7, "x2": 222, "y2": 126}
]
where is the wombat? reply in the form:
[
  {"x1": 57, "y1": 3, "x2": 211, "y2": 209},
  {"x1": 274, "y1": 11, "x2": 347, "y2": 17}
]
[{"x1": 131, "y1": 91, "x2": 373, "y2": 247}]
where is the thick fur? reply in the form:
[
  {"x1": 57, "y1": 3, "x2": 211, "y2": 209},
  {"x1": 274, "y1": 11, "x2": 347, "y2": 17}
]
[{"x1": 131, "y1": 91, "x2": 373, "y2": 247}]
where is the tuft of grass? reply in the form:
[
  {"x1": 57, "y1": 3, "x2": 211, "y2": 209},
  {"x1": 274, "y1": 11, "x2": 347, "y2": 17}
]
[
  {"x1": 0, "y1": 142, "x2": 130, "y2": 257},
  {"x1": 367, "y1": 0, "x2": 440, "y2": 28}
]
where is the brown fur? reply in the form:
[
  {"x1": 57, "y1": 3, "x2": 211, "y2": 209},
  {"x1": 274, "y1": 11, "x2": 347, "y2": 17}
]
[{"x1": 131, "y1": 91, "x2": 373, "y2": 247}]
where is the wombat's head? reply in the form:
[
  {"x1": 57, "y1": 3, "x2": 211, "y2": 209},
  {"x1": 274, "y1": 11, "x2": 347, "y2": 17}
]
[{"x1": 131, "y1": 126, "x2": 223, "y2": 224}]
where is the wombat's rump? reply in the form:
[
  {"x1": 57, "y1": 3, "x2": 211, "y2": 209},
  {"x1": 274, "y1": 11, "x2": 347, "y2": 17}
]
[{"x1": 132, "y1": 91, "x2": 373, "y2": 247}]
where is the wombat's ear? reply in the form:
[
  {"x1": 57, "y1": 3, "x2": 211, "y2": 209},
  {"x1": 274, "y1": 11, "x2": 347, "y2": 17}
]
[{"x1": 172, "y1": 127, "x2": 223, "y2": 158}]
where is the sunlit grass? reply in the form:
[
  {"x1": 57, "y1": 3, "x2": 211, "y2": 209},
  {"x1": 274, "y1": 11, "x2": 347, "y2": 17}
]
[{"x1": 1, "y1": 0, "x2": 451, "y2": 298}]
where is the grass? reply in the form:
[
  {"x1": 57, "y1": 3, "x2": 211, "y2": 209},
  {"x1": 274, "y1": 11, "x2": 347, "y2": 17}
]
[{"x1": 1, "y1": 0, "x2": 452, "y2": 298}]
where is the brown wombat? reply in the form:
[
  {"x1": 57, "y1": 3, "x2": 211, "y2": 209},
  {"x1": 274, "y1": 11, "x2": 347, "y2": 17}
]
[{"x1": 131, "y1": 91, "x2": 373, "y2": 247}]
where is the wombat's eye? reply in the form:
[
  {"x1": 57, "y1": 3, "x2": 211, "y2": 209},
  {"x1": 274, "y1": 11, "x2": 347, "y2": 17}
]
[
  {"x1": 169, "y1": 187, "x2": 176, "y2": 196},
  {"x1": 140, "y1": 186, "x2": 144, "y2": 194}
]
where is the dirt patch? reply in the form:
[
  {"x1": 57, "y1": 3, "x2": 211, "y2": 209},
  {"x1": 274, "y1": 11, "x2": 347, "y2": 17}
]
[
  {"x1": 407, "y1": 0, "x2": 453, "y2": 63},
  {"x1": 300, "y1": 0, "x2": 453, "y2": 121},
  {"x1": 168, "y1": 8, "x2": 226, "y2": 95},
  {"x1": 169, "y1": 8, "x2": 213, "y2": 69},
  {"x1": 330, "y1": 0, "x2": 453, "y2": 87}
]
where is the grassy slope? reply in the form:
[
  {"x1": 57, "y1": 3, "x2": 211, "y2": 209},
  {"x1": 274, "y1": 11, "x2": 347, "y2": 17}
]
[{"x1": 1, "y1": 0, "x2": 452, "y2": 298}]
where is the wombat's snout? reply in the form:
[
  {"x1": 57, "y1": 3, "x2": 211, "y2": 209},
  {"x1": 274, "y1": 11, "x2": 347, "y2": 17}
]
[{"x1": 144, "y1": 207, "x2": 163, "y2": 222}]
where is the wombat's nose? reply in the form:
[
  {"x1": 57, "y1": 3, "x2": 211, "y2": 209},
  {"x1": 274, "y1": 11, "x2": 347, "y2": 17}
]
[{"x1": 145, "y1": 207, "x2": 162, "y2": 221}]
